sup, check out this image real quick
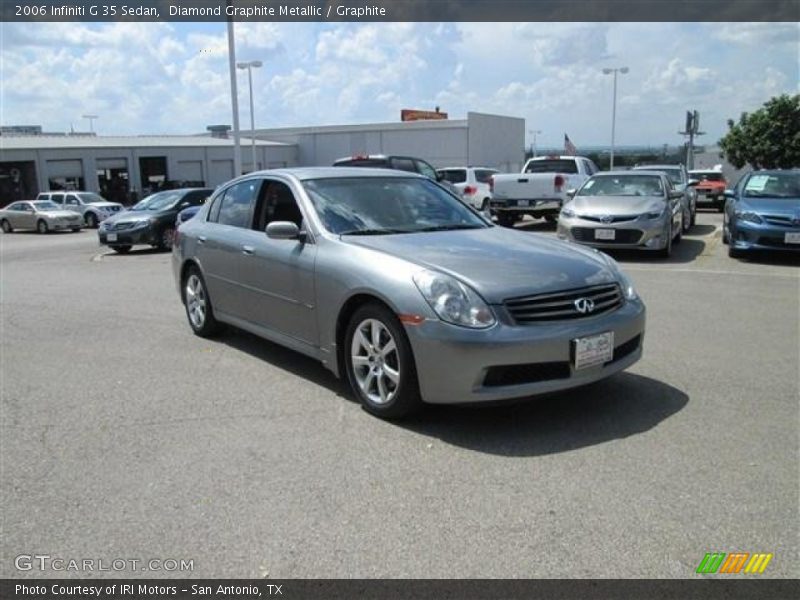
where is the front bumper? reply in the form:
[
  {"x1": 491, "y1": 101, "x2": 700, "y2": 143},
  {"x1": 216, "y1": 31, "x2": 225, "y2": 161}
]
[
  {"x1": 730, "y1": 220, "x2": 800, "y2": 252},
  {"x1": 490, "y1": 198, "x2": 561, "y2": 215},
  {"x1": 406, "y1": 299, "x2": 645, "y2": 405},
  {"x1": 49, "y1": 219, "x2": 82, "y2": 230},
  {"x1": 695, "y1": 189, "x2": 725, "y2": 203},
  {"x1": 98, "y1": 226, "x2": 155, "y2": 246},
  {"x1": 557, "y1": 217, "x2": 668, "y2": 251}
]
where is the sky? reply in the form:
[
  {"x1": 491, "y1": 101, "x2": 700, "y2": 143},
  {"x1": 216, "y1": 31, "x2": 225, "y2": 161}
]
[{"x1": 1, "y1": 21, "x2": 798, "y2": 148}]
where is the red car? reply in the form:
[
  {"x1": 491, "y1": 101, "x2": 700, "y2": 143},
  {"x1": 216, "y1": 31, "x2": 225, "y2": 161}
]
[{"x1": 689, "y1": 169, "x2": 727, "y2": 212}]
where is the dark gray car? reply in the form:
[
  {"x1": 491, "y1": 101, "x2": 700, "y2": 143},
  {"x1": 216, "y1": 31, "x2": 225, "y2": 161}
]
[{"x1": 172, "y1": 168, "x2": 646, "y2": 418}]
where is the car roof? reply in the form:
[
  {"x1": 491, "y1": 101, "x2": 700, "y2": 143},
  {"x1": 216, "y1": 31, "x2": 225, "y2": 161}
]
[
  {"x1": 633, "y1": 164, "x2": 682, "y2": 170},
  {"x1": 229, "y1": 166, "x2": 427, "y2": 183}
]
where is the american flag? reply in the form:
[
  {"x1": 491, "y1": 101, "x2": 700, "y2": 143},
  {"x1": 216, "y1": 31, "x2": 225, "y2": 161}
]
[{"x1": 564, "y1": 133, "x2": 577, "y2": 156}]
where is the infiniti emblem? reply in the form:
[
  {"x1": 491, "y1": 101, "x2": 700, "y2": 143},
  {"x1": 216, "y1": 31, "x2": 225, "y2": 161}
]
[
  {"x1": 574, "y1": 297, "x2": 596, "y2": 314},
  {"x1": 599, "y1": 215, "x2": 613, "y2": 224}
]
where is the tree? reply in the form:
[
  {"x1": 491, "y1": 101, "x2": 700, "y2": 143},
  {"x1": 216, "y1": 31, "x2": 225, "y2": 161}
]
[{"x1": 718, "y1": 94, "x2": 800, "y2": 169}]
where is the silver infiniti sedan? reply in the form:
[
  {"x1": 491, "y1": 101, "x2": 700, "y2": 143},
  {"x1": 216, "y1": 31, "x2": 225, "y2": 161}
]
[
  {"x1": 173, "y1": 168, "x2": 646, "y2": 418},
  {"x1": 557, "y1": 171, "x2": 684, "y2": 257}
]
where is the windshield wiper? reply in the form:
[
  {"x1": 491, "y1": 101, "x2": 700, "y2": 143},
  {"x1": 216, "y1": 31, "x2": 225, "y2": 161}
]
[
  {"x1": 339, "y1": 228, "x2": 413, "y2": 236},
  {"x1": 413, "y1": 224, "x2": 485, "y2": 232}
]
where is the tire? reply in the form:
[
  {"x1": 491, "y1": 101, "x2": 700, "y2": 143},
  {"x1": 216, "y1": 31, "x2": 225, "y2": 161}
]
[
  {"x1": 85, "y1": 212, "x2": 98, "y2": 228},
  {"x1": 690, "y1": 207, "x2": 696, "y2": 227},
  {"x1": 674, "y1": 227, "x2": 682, "y2": 245},
  {"x1": 71, "y1": 227, "x2": 81, "y2": 233},
  {"x1": 722, "y1": 218, "x2": 729, "y2": 244},
  {"x1": 158, "y1": 226, "x2": 175, "y2": 251},
  {"x1": 112, "y1": 245, "x2": 132, "y2": 254},
  {"x1": 657, "y1": 225, "x2": 672, "y2": 258},
  {"x1": 182, "y1": 267, "x2": 221, "y2": 338},
  {"x1": 717, "y1": 202, "x2": 725, "y2": 214},
  {"x1": 728, "y1": 245, "x2": 743, "y2": 259},
  {"x1": 544, "y1": 214, "x2": 558, "y2": 225},
  {"x1": 496, "y1": 212, "x2": 517, "y2": 228},
  {"x1": 682, "y1": 208, "x2": 691, "y2": 233},
  {"x1": 37, "y1": 220, "x2": 48, "y2": 234},
  {"x1": 0, "y1": 219, "x2": 12, "y2": 233},
  {"x1": 344, "y1": 303, "x2": 422, "y2": 419},
  {"x1": 480, "y1": 198, "x2": 490, "y2": 212}
]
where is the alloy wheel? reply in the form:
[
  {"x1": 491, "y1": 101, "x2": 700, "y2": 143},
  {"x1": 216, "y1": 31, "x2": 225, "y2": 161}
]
[
  {"x1": 350, "y1": 318, "x2": 401, "y2": 406},
  {"x1": 185, "y1": 274, "x2": 207, "y2": 329}
]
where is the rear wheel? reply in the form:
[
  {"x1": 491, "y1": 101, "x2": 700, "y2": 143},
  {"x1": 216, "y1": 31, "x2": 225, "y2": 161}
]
[
  {"x1": 344, "y1": 303, "x2": 422, "y2": 419},
  {"x1": 544, "y1": 214, "x2": 558, "y2": 225},
  {"x1": 496, "y1": 212, "x2": 518, "y2": 228},
  {"x1": 112, "y1": 245, "x2": 132, "y2": 254},
  {"x1": 85, "y1": 212, "x2": 98, "y2": 228},
  {"x1": 1, "y1": 219, "x2": 12, "y2": 233},
  {"x1": 183, "y1": 267, "x2": 221, "y2": 337},
  {"x1": 37, "y1": 220, "x2": 48, "y2": 234}
]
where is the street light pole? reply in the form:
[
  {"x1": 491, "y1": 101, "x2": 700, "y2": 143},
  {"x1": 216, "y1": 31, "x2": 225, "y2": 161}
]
[
  {"x1": 237, "y1": 60, "x2": 263, "y2": 173},
  {"x1": 226, "y1": 13, "x2": 242, "y2": 177},
  {"x1": 528, "y1": 129, "x2": 542, "y2": 158},
  {"x1": 602, "y1": 67, "x2": 629, "y2": 169},
  {"x1": 82, "y1": 114, "x2": 98, "y2": 133}
]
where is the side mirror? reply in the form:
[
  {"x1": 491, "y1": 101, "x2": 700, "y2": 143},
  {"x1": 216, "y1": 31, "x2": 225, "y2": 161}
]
[
  {"x1": 266, "y1": 221, "x2": 300, "y2": 240},
  {"x1": 687, "y1": 179, "x2": 700, "y2": 187},
  {"x1": 566, "y1": 188, "x2": 577, "y2": 198},
  {"x1": 669, "y1": 190, "x2": 684, "y2": 200},
  {"x1": 179, "y1": 201, "x2": 190, "y2": 208},
  {"x1": 723, "y1": 189, "x2": 736, "y2": 199}
]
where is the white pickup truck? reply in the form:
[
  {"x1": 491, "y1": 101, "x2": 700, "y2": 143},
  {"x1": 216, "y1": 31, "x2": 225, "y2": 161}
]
[{"x1": 490, "y1": 156, "x2": 599, "y2": 227}]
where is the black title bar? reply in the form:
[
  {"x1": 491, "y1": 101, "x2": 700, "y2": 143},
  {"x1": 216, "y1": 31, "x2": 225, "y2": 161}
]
[{"x1": 2, "y1": 0, "x2": 799, "y2": 22}]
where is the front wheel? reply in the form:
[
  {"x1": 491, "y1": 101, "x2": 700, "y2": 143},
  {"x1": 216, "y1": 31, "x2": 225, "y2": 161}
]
[
  {"x1": 0, "y1": 219, "x2": 12, "y2": 233},
  {"x1": 344, "y1": 303, "x2": 422, "y2": 419},
  {"x1": 158, "y1": 226, "x2": 175, "y2": 251},
  {"x1": 85, "y1": 213, "x2": 98, "y2": 228},
  {"x1": 37, "y1": 220, "x2": 49, "y2": 234},
  {"x1": 657, "y1": 226, "x2": 672, "y2": 258},
  {"x1": 544, "y1": 214, "x2": 558, "y2": 225},
  {"x1": 112, "y1": 245, "x2": 132, "y2": 254}
]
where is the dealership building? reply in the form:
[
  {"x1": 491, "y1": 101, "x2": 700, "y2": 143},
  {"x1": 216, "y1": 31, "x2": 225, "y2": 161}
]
[{"x1": 0, "y1": 112, "x2": 525, "y2": 206}]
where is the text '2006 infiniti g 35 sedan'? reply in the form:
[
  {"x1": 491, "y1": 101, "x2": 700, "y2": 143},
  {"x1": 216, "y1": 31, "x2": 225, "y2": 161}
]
[{"x1": 172, "y1": 168, "x2": 646, "y2": 418}]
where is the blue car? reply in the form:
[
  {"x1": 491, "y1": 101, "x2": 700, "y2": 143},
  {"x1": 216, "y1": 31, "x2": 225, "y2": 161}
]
[{"x1": 723, "y1": 169, "x2": 800, "y2": 258}]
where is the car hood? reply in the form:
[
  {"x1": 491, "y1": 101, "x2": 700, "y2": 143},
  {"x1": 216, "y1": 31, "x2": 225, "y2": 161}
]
[
  {"x1": 567, "y1": 196, "x2": 666, "y2": 216},
  {"x1": 739, "y1": 197, "x2": 800, "y2": 214},
  {"x1": 103, "y1": 208, "x2": 170, "y2": 224},
  {"x1": 345, "y1": 227, "x2": 617, "y2": 303},
  {"x1": 89, "y1": 202, "x2": 122, "y2": 209}
]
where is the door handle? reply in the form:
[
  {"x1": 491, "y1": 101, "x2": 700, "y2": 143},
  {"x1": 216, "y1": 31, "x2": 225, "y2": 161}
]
[
  {"x1": 197, "y1": 235, "x2": 206, "y2": 244},
  {"x1": 241, "y1": 245, "x2": 255, "y2": 255}
]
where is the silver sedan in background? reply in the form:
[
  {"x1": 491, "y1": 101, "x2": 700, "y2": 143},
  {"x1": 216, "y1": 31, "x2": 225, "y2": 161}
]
[
  {"x1": 0, "y1": 200, "x2": 83, "y2": 234},
  {"x1": 558, "y1": 171, "x2": 683, "y2": 258},
  {"x1": 173, "y1": 168, "x2": 645, "y2": 419}
]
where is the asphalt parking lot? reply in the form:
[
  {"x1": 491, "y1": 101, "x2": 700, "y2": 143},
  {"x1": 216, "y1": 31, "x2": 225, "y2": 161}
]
[{"x1": 1, "y1": 210, "x2": 798, "y2": 579}]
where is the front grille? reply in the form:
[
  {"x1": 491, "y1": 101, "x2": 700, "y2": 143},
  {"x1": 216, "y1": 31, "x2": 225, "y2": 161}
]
[
  {"x1": 505, "y1": 283, "x2": 623, "y2": 324},
  {"x1": 109, "y1": 221, "x2": 136, "y2": 231},
  {"x1": 578, "y1": 214, "x2": 639, "y2": 224},
  {"x1": 484, "y1": 362, "x2": 570, "y2": 387},
  {"x1": 762, "y1": 215, "x2": 795, "y2": 227},
  {"x1": 758, "y1": 237, "x2": 800, "y2": 249},
  {"x1": 482, "y1": 335, "x2": 642, "y2": 388},
  {"x1": 571, "y1": 227, "x2": 643, "y2": 244}
]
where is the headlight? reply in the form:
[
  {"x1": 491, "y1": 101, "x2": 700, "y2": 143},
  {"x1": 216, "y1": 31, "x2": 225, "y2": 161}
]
[
  {"x1": 735, "y1": 211, "x2": 763, "y2": 224},
  {"x1": 561, "y1": 207, "x2": 576, "y2": 218},
  {"x1": 642, "y1": 208, "x2": 666, "y2": 220},
  {"x1": 134, "y1": 219, "x2": 153, "y2": 229},
  {"x1": 413, "y1": 270, "x2": 495, "y2": 329},
  {"x1": 601, "y1": 254, "x2": 638, "y2": 301}
]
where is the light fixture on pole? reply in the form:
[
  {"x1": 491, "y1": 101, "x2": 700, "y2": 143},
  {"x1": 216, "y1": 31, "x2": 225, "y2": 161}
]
[
  {"x1": 528, "y1": 129, "x2": 542, "y2": 158},
  {"x1": 602, "y1": 66, "x2": 629, "y2": 169},
  {"x1": 82, "y1": 114, "x2": 98, "y2": 133},
  {"x1": 237, "y1": 60, "x2": 263, "y2": 173}
]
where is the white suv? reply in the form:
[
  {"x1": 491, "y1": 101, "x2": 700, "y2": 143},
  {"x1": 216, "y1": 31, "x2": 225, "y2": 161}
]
[
  {"x1": 36, "y1": 191, "x2": 124, "y2": 228},
  {"x1": 436, "y1": 167, "x2": 499, "y2": 212}
]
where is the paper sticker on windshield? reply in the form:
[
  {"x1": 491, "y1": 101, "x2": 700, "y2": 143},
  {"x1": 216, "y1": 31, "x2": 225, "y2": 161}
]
[{"x1": 746, "y1": 175, "x2": 769, "y2": 191}]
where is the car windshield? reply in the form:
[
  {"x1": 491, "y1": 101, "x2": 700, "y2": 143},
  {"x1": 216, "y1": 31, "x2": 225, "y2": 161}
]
[
  {"x1": 743, "y1": 173, "x2": 800, "y2": 199},
  {"x1": 524, "y1": 159, "x2": 578, "y2": 174},
  {"x1": 76, "y1": 193, "x2": 107, "y2": 204},
  {"x1": 578, "y1": 175, "x2": 665, "y2": 197},
  {"x1": 33, "y1": 201, "x2": 60, "y2": 210},
  {"x1": 302, "y1": 177, "x2": 489, "y2": 235},
  {"x1": 131, "y1": 191, "x2": 183, "y2": 211},
  {"x1": 690, "y1": 172, "x2": 724, "y2": 182}
]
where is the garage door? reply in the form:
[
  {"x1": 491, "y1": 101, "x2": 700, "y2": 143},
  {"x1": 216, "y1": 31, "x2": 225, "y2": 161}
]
[
  {"x1": 174, "y1": 160, "x2": 203, "y2": 182},
  {"x1": 209, "y1": 160, "x2": 233, "y2": 187},
  {"x1": 46, "y1": 159, "x2": 82, "y2": 178}
]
